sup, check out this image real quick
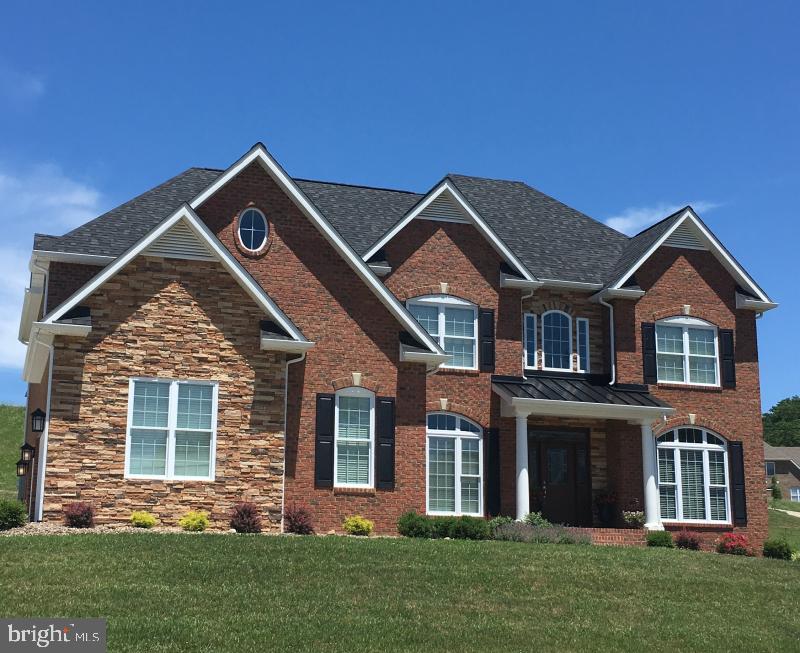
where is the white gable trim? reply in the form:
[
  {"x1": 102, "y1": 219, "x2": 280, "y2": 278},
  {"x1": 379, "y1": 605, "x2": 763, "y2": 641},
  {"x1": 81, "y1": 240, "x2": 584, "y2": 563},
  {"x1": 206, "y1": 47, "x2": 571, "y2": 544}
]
[
  {"x1": 189, "y1": 143, "x2": 444, "y2": 357},
  {"x1": 41, "y1": 204, "x2": 309, "y2": 344},
  {"x1": 363, "y1": 180, "x2": 539, "y2": 283},
  {"x1": 611, "y1": 208, "x2": 773, "y2": 305}
]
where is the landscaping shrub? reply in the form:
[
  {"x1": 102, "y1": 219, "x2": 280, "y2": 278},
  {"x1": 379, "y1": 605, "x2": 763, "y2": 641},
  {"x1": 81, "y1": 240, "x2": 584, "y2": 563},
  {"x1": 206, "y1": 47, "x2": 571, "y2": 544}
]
[
  {"x1": 646, "y1": 531, "x2": 674, "y2": 548},
  {"x1": 622, "y1": 511, "x2": 645, "y2": 529},
  {"x1": 493, "y1": 522, "x2": 590, "y2": 545},
  {"x1": 0, "y1": 499, "x2": 27, "y2": 530},
  {"x1": 716, "y1": 532, "x2": 753, "y2": 556},
  {"x1": 397, "y1": 511, "x2": 432, "y2": 538},
  {"x1": 429, "y1": 516, "x2": 458, "y2": 539},
  {"x1": 130, "y1": 511, "x2": 157, "y2": 529},
  {"x1": 179, "y1": 510, "x2": 209, "y2": 532},
  {"x1": 674, "y1": 530, "x2": 701, "y2": 550},
  {"x1": 523, "y1": 511, "x2": 552, "y2": 528},
  {"x1": 63, "y1": 502, "x2": 94, "y2": 529},
  {"x1": 487, "y1": 515, "x2": 515, "y2": 534},
  {"x1": 763, "y1": 538, "x2": 794, "y2": 561},
  {"x1": 343, "y1": 515, "x2": 373, "y2": 536},
  {"x1": 397, "y1": 513, "x2": 491, "y2": 540},
  {"x1": 283, "y1": 503, "x2": 314, "y2": 535},
  {"x1": 770, "y1": 476, "x2": 782, "y2": 500},
  {"x1": 449, "y1": 516, "x2": 490, "y2": 540},
  {"x1": 230, "y1": 502, "x2": 262, "y2": 534}
]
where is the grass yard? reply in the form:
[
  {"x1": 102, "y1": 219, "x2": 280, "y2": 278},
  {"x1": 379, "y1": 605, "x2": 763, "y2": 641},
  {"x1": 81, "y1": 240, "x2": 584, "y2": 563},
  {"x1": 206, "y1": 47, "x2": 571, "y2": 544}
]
[
  {"x1": 771, "y1": 498, "x2": 800, "y2": 514},
  {"x1": 0, "y1": 404, "x2": 23, "y2": 501},
  {"x1": 769, "y1": 508, "x2": 800, "y2": 550},
  {"x1": 0, "y1": 535, "x2": 798, "y2": 653}
]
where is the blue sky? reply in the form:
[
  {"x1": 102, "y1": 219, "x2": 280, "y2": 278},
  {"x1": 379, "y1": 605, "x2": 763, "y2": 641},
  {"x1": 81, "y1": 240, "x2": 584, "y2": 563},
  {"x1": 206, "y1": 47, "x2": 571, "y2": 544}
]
[{"x1": 0, "y1": 2, "x2": 796, "y2": 411}]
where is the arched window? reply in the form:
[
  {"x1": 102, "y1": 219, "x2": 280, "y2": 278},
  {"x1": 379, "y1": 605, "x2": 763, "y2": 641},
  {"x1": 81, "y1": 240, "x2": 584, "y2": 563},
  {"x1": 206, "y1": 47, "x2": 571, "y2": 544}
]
[
  {"x1": 656, "y1": 427, "x2": 729, "y2": 523},
  {"x1": 655, "y1": 316, "x2": 718, "y2": 386},
  {"x1": 426, "y1": 413, "x2": 482, "y2": 515},
  {"x1": 334, "y1": 387, "x2": 375, "y2": 488},
  {"x1": 408, "y1": 295, "x2": 478, "y2": 369},
  {"x1": 237, "y1": 208, "x2": 268, "y2": 252},
  {"x1": 542, "y1": 310, "x2": 572, "y2": 371}
]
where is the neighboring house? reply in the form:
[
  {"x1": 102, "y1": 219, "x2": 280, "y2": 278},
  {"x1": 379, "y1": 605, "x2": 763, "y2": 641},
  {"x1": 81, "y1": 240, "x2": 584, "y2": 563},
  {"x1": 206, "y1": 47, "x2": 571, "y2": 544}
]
[
  {"x1": 16, "y1": 143, "x2": 777, "y2": 545},
  {"x1": 764, "y1": 443, "x2": 800, "y2": 502}
]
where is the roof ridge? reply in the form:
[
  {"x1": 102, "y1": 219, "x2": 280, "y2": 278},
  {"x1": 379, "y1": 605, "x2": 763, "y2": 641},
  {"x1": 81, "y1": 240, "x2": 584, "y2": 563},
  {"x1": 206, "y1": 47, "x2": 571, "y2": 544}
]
[{"x1": 295, "y1": 177, "x2": 421, "y2": 195}]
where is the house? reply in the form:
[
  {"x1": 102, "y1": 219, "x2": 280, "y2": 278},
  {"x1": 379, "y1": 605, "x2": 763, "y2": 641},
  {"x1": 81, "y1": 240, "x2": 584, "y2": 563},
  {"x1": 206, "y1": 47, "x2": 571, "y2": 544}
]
[
  {"x1": 16, "y1": 143, "x2": 777, "y2": 545},
  {"x1": 764, "y1": 443, "x2": 800, "y2": 502}
]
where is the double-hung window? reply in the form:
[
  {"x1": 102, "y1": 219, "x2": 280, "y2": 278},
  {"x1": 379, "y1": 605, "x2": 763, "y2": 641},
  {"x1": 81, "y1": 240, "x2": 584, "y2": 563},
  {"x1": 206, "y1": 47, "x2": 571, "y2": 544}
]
[
  {"x1": 790, "y1": 488, "x2": 800, "y2": 502},
  {"x1": 765, "y1": 462, "x2": 776, "y2": 477},
  {"x1": 408, "y1": 296, "x2": 478, "y2": 370},
  {"x1": 523, "y1": 313, "x2": 537, "y2": 369},
  {"x1": 576, "y1": 318, "x2": 590, "y2": 373},
  {"x1": 334, "y1": 387, "x2": 374, "y2": 487},
  {"x1": 542, "y1": 310, "x2": 572, "y2": 371},
  {"x1": 656, "y1": 428, "x2": 729, "y2": 523},
  {"x1": 426, "y1": 413, "x2": 482, "y2": 515},
  {"x1": 656, "y1": 317, "x2": 719, "y2": 386},
  {"x1": 125, "y1": 378, "x2": 218, "y2": 480}
]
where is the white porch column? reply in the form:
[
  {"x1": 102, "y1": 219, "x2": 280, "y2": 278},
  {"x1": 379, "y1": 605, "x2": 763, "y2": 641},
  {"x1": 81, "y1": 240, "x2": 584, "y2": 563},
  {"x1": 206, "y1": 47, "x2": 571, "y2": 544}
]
[
  {"x1": 641, "y1": 421, "x2": 663, "y2": 530},
  {"x1": 515, "y1": 412, "x2": 530, "y2": 520}
]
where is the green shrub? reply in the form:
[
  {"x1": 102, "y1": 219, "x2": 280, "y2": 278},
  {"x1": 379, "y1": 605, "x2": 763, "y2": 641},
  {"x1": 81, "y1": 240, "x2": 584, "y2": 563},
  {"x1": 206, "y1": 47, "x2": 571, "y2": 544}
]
[
  {"x1": 130, "y1": 511, "x2": 157, "y2": 529},
  {"x1": 763, "y1": 538, "x2": 794, "y2": 560},
  {"x1": 523, "y1": 511, "x2": 552, "y2": 528},
  {"x1": 0, "y1": 499, "x2": 27, "y2": 530},
  {"x1": 488, "y1": 515, "x2": 515, "y2": 535},
  {"x1": 179, "y1": 510, "x2": 209, "y2": 532},
  {"x1": 397, "y1": 511, "x2": 432, "y2": 538},
  {"x1": 449, "y1": 516, "x2": 490, "y2": 540},
  {"x1": 622, "y1": 511, "x2": 645, "y2": 529},
  {"x1": 397, "y1": 513, "x2": 491, "y2": 540},
  {"x1": 343, "y1": 515, "x2": 373, "y2": 536},
  {"x1": 770, "y1": 476, "x2": 782, "y2": 500},
  {"x1": 430, "y1": 516, "x2": 458, "y2": 539},
  {"x1": 493, "y1": 522, "x2": 591, "y2": 545},
  {"x1": 646, "y1": 531, "x2": 674, "y2": 548}
]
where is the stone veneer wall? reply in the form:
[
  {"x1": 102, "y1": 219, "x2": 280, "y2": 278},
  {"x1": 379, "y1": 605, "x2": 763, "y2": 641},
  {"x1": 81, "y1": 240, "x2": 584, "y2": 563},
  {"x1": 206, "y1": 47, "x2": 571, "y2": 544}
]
[{"x1": 42, "y1": 256, "x2": 288, "y2": 530}]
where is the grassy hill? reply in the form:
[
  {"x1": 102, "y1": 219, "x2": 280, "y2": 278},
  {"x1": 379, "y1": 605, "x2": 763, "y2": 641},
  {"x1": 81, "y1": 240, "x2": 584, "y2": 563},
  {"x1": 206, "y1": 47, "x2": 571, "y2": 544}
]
[{"x1": 0, "y1": 404, "x2": 24, "y2": 501}]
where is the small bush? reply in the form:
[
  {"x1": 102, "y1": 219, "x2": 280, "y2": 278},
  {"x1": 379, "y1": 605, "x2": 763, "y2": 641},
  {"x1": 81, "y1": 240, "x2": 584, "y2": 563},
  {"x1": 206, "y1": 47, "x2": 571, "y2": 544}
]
[
  {"x1": 716, "y1": 532, "x2": 753, "y2": 556},
  {"x1": 622, "y1": 511, "x2": 645, "y2": 529},
  {"x1": 230, "y1": 502, "x2": 262, "y2": 534},
  {"x1": 674, "y1": 530, "x2": 701, "y2": 550},
  {"x1": 429, "y1": 516, "x2": 458, "y2": 539},
  {"x1": 646, "y1": 530, "x2": 674, "y2": 548},
  {"x1": 449, "y1": 516, "x2": 491, "y2": 540},
  {"x1": 763, "y1": 538, "x2": 794, "y2": 560},
  {"x1": 283, "y1": 503, "x2": 314, "y2": 535},
  {"x1": 130, "y1": 511, "x2": 157, "y2": 529},
  {"x1": 488, "y1": 515, "x2": 515, "y2": 535},
  {"x1": 494, "y1": 522, "x2": 591, "y2": 545},
  {"x1": 397, "y1": 511, "x2": 432, "y2": 538},
  {"x1": 63, "y1": 502, "x2": 94, "y2": 529},
  {"x1": 397, "y1": 513, "x2": 491, "y2": 540},
  {"x1": 770, "y1": 476, "x2": 782, "y2": 500},
  {"x1": 343, "y1": 515, "x2": 374, "y2": 536},
  {"x1": 179, "y1": 510, "x2": 209, "y2": 532},
  {"x1": 0, "y1": 499, "x2": 27, "y2": 530},
  {"x1": 523, "y1": 511, "x2": 552, "y2": 528}
]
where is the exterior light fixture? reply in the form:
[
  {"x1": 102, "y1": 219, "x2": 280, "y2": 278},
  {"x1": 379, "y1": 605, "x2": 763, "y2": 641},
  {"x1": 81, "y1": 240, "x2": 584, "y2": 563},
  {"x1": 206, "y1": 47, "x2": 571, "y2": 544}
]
[
  {"x1": 16, "y1": 458, "x2": 28, "y2": 477},
  {"x1": 20, "y1": 442, "x2": 35, "y2": 463},
  {"x1": 31, "y1": 409, "x2": 45, "y2": 433}
]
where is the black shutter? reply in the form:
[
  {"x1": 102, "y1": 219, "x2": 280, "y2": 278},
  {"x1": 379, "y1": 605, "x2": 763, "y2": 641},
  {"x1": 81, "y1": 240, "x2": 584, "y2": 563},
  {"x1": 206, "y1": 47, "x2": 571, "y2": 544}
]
[
  {"x1": 486, "y1": 428, "x2": 501, "y2": 517},
  {"x1": 479, "y1": 308, "x2": 495, "y2": 373},
  {"x1": 314, "y1": 393, "x2": 335, "y2": 488},
  {"x1": 375, "y1": 397, "x2": 396, "y2": 490},
  {"x1": 720, "y1": 329, "x2": 736, "y2": 388},
  {"x1": 641, "y1": 323, "x2": 657, "y2": 384},
  {"x1": 729, "y1": 441, "x2": 747, "y2": 526}
]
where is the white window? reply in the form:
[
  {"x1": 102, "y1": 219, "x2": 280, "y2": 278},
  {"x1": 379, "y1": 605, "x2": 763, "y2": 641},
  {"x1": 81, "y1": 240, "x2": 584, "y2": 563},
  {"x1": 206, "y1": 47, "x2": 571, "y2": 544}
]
[
  {"x1": 656, "y1": 317, "x2": 719, "y2": 386},
  {"x1": 656, "y1": 428, "x2": 729, "y2": 523},
  {"x1": 765, "y1": 461, "x2": 776, "y2": 477},
  {"x1": 408, "y1": 296, "x2": 477, "y2": 370},
  {"x1": 237, "y1": 207, "x2": 268, "y2": 252},
  {"x1": 542, "y1": 310, "x2": 572, "y2": 371},
  {"x1": 790, "y1": 488, "x2": 800, "y2": 502},
  {"x1": 523, "y1": 313, "x2": 537, "y2": 369},
  {"x1": 125, "y1": 378, "x2": 218, "y2": 481},
  {"x1": 576, "y1": 318, "x2": 590, "y2": 373},
  {"x1": 426, "y1": 413, "x2": 482, "y2": 515},
  {"x1": 334, "y1": 387, "x2": 374, "y2": 488}
]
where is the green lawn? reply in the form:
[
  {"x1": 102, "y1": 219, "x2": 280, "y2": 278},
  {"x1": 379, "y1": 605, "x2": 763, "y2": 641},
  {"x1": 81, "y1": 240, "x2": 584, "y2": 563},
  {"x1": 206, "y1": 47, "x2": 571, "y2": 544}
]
[
  {"x1": 770, "y1": 498, "x2": 800, "y2": 513},
  {"x1": 769, "y1": 508, "x2": 800, "y2": 550},
  {"x1": 0, "y1": 404, "x2": 24, "y2": 500},
  {"x1": 0, "y1": 535, "x2": 798, "y2": 652}
]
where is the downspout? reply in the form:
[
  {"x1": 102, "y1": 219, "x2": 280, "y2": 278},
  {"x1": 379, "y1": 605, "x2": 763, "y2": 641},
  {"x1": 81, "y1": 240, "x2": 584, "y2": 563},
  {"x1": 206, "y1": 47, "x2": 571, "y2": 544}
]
[
  {"x1": 34, "y1": 341, "x2": 55, "y2": 522},
  {"x1": 280, "y1": 351, "x2": 306, "y2": 533},
  {"x1": 598, "y1": 295, "x2": 616, "y2": 386}
]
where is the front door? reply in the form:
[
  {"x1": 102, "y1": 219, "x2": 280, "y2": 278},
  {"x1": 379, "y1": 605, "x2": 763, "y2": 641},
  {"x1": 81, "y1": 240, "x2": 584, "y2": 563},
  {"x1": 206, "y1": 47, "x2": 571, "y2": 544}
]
[{"x1": 528, "y1": 430, "x2": 591, "y2": 526}]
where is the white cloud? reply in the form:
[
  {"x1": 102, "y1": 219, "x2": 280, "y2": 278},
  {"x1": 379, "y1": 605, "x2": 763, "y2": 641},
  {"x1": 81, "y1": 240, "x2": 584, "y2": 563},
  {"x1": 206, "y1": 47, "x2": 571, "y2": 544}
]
[
  {"x1": 0, "y1": 62, "x2": 45, "y2": 104},
  {"x1": 605, "y1": 200, "x2": 721, "y2": 235}
]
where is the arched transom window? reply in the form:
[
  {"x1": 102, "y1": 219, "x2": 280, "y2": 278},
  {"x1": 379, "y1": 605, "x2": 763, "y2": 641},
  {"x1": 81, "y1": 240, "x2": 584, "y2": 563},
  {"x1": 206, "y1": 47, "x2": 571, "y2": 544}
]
[
  {"x1": 426, "y1": 413, "x2": 482, "y2": 516},
  {"x1": 657, "y1": 427, "x2": 729, "y2": 523},
  {"x1": 541, "y1": 310, "x2": 572, "y2": 371}
]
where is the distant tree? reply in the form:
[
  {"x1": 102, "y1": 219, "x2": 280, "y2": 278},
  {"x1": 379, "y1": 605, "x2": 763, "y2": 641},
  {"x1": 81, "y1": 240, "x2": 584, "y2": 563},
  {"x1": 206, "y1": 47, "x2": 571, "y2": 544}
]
[
  {"x1": 763, "y1": 396, "x2": 800, "y2": 447},
  {"x1": 770, "y1": 476, "x2": 782, "y2": 501}
]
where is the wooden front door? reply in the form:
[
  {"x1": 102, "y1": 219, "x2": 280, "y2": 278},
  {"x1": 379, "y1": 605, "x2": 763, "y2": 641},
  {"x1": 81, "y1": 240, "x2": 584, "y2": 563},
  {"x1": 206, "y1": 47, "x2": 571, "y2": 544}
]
[{"x1": 528, "y1": 430, "x2": 591, "y2": 526}]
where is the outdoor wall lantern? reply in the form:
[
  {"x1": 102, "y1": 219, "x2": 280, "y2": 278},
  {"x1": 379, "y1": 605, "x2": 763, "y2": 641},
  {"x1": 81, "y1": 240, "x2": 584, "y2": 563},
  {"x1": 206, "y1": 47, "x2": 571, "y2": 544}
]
[
  {"x1": 16, "y1": 458, "x2": 28, "y2": 477},
  {"x1": 31, "y1": 408, "x2": 45, "y2": 433},
  {"x1": 20, "y1": 442, "x2": 35, "y2": 463}
]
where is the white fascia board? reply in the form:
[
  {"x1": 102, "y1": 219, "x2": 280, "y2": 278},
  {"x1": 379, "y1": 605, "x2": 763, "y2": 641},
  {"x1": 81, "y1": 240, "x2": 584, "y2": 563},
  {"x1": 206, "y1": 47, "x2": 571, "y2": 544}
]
[
  {"x1": 189, "y1": 143, "x2": 444, "y2": 358},
  {"x1": 22, "y1": 329, "x2": 53, "y2": 383},
  {"x1": 500, "y1": 274, "x2": 541, "y2": 290},
  {"x1": 18, "y1": 286, "x2": 44, "y2": 343},
  {"x1": 32, "y1": 250, "x2": 116, "y2": 265},
  {"x1": 41, "y1": 204, "x2": 308, "y2": 345},
  {"x1": 735, "y1": 292, "x2": 778, "y2": 312},
  {"x1": 539, "y1": 279, "x2": 603, "y2": 291},
  {"x1": 399, "y1": 347, "x2": 450, "y2": 369},
  {"x1": 32, "y1": 321, "x2": 92, "y2": 337},
  {"x1": 363, "y1": 180, "x2": 539, "y2": 284},
  {"x1": 590, "y1": 287, "x2": 646, "y2": 303},
  {"x1": 613, "y1": 209, "x2": 772, "y2": 303},
  {"x1": 260, "y1": 337, "x2": 316, "y2": 353}
]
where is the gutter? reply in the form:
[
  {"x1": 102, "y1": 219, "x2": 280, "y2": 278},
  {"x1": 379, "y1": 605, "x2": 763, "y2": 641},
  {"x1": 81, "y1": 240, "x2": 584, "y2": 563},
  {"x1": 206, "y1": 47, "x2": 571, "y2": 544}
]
[
  {"x1": 280, "y1": 352, "x2": 306, "y2": 533},
  {"x1": 34, "y1": 341, "x2": 55, "y2": 521}
]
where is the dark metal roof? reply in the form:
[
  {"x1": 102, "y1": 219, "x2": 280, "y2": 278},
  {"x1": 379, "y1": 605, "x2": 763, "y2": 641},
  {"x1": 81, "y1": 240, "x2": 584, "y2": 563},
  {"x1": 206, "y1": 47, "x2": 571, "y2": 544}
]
[{"x1": 492, "y1": 373, "x2": 672, "y2": 409}]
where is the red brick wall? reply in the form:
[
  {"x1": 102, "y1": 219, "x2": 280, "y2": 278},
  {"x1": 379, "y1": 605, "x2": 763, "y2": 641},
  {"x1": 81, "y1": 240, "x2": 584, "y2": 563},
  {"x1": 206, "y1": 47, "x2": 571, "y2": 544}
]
[{"x1": 614, "y1": 246, "x2": 768, "y2": 547}]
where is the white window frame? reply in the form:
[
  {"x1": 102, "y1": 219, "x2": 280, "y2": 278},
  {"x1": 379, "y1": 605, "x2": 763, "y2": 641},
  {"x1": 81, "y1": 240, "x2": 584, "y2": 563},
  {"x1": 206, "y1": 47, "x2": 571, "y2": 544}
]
[
  {"x1": 237, "y1": 207, "x2": 269, "y2": 252},
  {"x1": 655, "y1": 316, "x2": 720, "y2": 387},
  {"x1": 790, "y1": 488, "x2": 800, "y2": 502},
  {"x1": 333, "y1": 386, "x2": 375, "y2": 489},
  {"x1": 426, "y1": 412, "x2": 483, "y2": 516},
  {"x1": 576, "y1": 317, "x2": 590, "y2": 373},
  {"x1": 124, "y1": 377, "x2": 219, "y2": 481},
  {"x1": 523, "y1": 312, "x2": 537, "y2": 370},
  {"x1": 765, "y1": 461, "x2": 776, "y2": 477},
  {"x1": 408, "y1": 295, "x2": 478, "y2": 370},
  {"x1": 656, "y1": 427, "x2": 730, "y2": 524},
  {"x1": 541, "y1": 310, "x2": 573, "y2": 372}
]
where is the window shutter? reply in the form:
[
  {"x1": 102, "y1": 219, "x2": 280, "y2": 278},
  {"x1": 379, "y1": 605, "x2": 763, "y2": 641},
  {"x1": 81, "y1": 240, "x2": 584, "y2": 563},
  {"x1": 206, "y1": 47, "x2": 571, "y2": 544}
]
[
  {"x1": 314, "y1": 393, "x2": 335, "y2": 488},
  {"x1": 719, "y1": 329, "x2": 736, "y2": 388},
  {"x1": 479, "y1": 308, "x2": 495, "y2": 373},
  {"x1": 486, "y1": 428, "x2": 501, "y2": 516},
  {"x1": 375, "y1": 397, "x2": 396, "y2": 490},
  {"x1": 641, "y1": 323, "x2": 657, "y2": 384},
  {"x1": 728, "y1": 441, "x2": 747, "y2": 526}
]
